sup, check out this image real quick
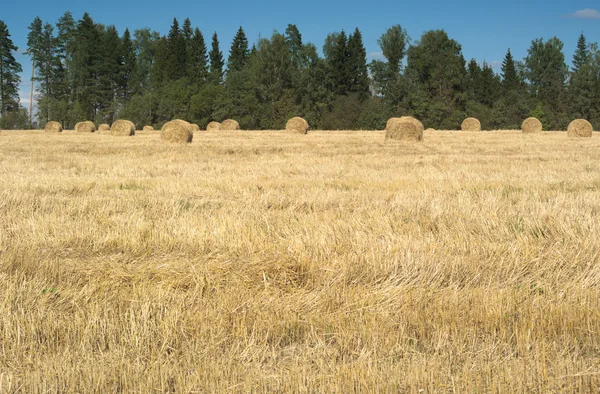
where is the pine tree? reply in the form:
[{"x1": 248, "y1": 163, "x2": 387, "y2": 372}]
[
  {"x1": 572, "y1": 33, "x2": 589, "y2": 73},
  {"x1": 26, "y1": 17, "x2": 43, "y2": 125},
  {"x1": 501, "y1": 48, "x2": 519, "y2": 93},
  {"x1": 55, "y1": 11, "x2": 75, "y2": 109},
  {"x1": 187, "y1": 27, "x2": 208, "y2": 83},
  {"x1": 209, "y1": 32, "x2": 224, "y2": 84},
  {"x1": 347, "y1": 28, "x2": 369, "y2": 98},
  {"x1": 27, "y1": 20, "x2": 62, "y2": 123},
  {"x1": 228, "y1": 26, "x2": 249, "y2": 73},
  {"x1": 0, "y1": 21, "x2": 23, "y2": 116}
]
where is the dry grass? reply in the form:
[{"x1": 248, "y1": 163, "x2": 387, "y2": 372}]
[
  {"x1": 286, "y1": 117, "x2": 309, "y2": 134},
  {"x1": 207, "y1": 121, "x2": 221, "y2": 131},
  {"x1": 110, "y1": 120, "x2": 135, "y2": 137},
  {"x1": 385, "y1": 116, "x2": 424, "y2": 141},
  {"x1": 568, "y1": 119, "x2": 593, "y2": 138},
  {"x1": 221, "y1": 119, "x2": 240, "y2": 131},
  {"x1": 461, "y1": 117, "x2": 481, "y2": 131},
  {"x1": 1, "y1": 129, "x2": 600, "y2": 392},
  {"x1": 44, "y1": 121, "x2": 63, "y2": 133},
  {"x1": 522, "y1": 117, "x2": 543, "y2": 133}
]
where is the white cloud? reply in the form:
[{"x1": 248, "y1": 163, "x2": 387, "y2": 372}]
[
  {"x1": 571, "y1": 9, "x2": 600, "y2": 19},
  {"x1": 367, "y1": 51, "x2": 385, "y2": 61}
]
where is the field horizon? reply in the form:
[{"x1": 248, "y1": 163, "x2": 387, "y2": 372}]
[{"x1": 1, "y1": 129, "x2": 599, "y2": 392}]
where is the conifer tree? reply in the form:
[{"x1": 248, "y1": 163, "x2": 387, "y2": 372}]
[
  {"x1": 347, "y1": 27, "x2": 369, "y2": 98},
  {"x1": 0, "y1": 21, "x2": 22, "y2": 115},
  {"x1": 188, "y1": 27, "x2": 208, "y2": 83},
  {"x1": 209, "y1": 32, "x2": 224, "y2": 84},
  {"x1": 118, "y1": 28, "x2": 136, "y2": 105},
  {"x1": 501, "y1": 48, "x2": 519, "y2": 93},
  {"x1": 327, "y1": 30, "x2": 350, "y2": 95},
  {"x1": 572, "y1": 33, "x2": 589, "y2": 74},
  {"x1": 167, "y1": 18, "x2": 186, "y2": 80},
  {"x1": 228, "y1": 26, "x2": 249, "y2": 73}
]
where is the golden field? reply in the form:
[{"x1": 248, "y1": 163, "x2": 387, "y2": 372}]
[{"x1": 1, "y1": 129, "x2": 600, "y2": 393}]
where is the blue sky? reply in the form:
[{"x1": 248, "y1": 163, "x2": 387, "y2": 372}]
[{"x1": 3, "y1": 0, "x2": 600, "y2": 109}]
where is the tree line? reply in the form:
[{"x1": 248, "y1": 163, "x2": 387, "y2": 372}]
[{"x1": 0, "y1": 13, "x2": 599, "y2": 130}]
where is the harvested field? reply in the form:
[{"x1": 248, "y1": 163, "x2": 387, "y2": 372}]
[{"x1": 0, "y1": 129, "x2": 599, "y2": 392}]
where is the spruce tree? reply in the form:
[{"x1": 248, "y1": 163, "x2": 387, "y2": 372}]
[
  {"x1": 209, "y1": 32, "x2": 224, "y2": 84},
  {"x1": 167, "y1": 18, "x2": 186, "y2": 80},
  {"x1": 572, "y1": 33, "x2": 589, "y2": 73},
  {"x1": 0, "y1": 21, "x2": 23, "y2": 115},
  {"x1": 182, "y1": 18, "x2": 193, "y2": 42},
  {"x1": 188, "y1": 27, "x2": 208, "y2": 83},
  {"x1": 347, "y1": 28, "x2": 369, "y2": 98},
  {"x1": 327, "y1": 30, "x2": 350, "y2": 95},
  {"x1": 228, "y1": 26, "x2": 249, "y2": 73},
  {"x1": 501, "y1": 48, "x2": 519, "y2": 93}
]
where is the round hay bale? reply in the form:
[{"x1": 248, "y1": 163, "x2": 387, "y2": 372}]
[
  {"x1": 461, "y1": 117, "x2": 481, "y2": 131},
  {"x1": 425, "y1": 128, "x2": 435, "y2": 132},
  {"x1": 385, "y1": 116, "x2": 424, "y2": 141},
  {"x1": 221, "y1": 119, "x2": 240, "y2": 130},
  {"x1": 161, "y1": 119, "x2": 193, "y2": 143},
  {"x1": 567, "y1": 119, "x2": 593, "y2": 138},
  {"x1": 521, "y1": 117, "x2": 542, "y2": 133},
  {"x1": 206, "y1": 121, "x2": 221, "y2": 131},
  {"x1": 191, "y1": 123, "x2": 200, "y2": 132},
  {"x1": 286, "y1": 117, "x2": 310, "y2": 134},
  {"x1": 44, "y1": 121, "x2": 63, "y2": 133},
  {"x1": 75, "y1": 121, "x2": 96, "y2": 133},
  {"x1": 143, "y1": 125, "x2": 154, "y2": 131},
  {"x1": 110, "y1": 120, "x2": 135, "y2": 136},
  {"x1": 98, "y1": 123, "x2": 110, "y2": 132}
]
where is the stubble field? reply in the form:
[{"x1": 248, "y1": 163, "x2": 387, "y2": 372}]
[{"x1": 1, "y1": 128, "x2": 599, "y2": 393}]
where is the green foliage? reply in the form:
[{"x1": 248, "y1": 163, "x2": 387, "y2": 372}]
[
  {"x1": 405, "y1": 30, "x2": 467, "y2": 128},
  {"x1": 209, "y1": 32, "x2": 224, "y2": 85},
  {"x1": 227, "y1": 27, "x2": 249, "y2": 73},
  {"x1": 12, "y1": 14, "x2": 600, "y2": 131},
  {"x1": 0, "y1": 20, "x2": 23, "y2": 117},
  {"x1": 524, "y1": 37, "x2": 568, "y2": 129}
]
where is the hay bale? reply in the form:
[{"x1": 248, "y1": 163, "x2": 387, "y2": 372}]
[
  {"x1": 191, "y1": 123, "x2": 200, "y2": 132},
  {"x1": 110, "y1": 120, "x2": 135, "y2": 136},
  {"x1": 75, "y1": 121, "x2": 96, "y2": 133},
  {"x1": 206, "y1": 121, "x2": 221, "y2": 131},
  {"x1": 98, "y1": 123, "x2": 110, "y2": 132},
  {"x1": 286, "y1": 117, "x2": 310, "y2": 134},
  {"x1": 521, "y1": 117, "x2": 542, "y2": 133},
  {"x1": 44, "y1": 121, "x2": 63, "y2": 133},
  {"x1": 385, "y1": 116, "x2": 424, "y2": 141},
  {"x1": 143, "y1": 125, "x2": 154, "y2": 131},
  {"x1": 461, "y1": 117, "x2": 481, "y2": 131},
  {"x1": 567, "y1": 119, "x2": 593, "y2": 138},
  {"x1": 221, "y1": 119, "x2": 240, "y2": 130},
  {"x1": 425, "y1": 128, "x2": 435, "y2": 132},
  {"x1": 161, "y1": 119, "x2": 193, "y2": 143}
]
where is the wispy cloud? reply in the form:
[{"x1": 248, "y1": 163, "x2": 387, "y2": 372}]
[
  {"x1": 367, "y1": 51, "x2": 385, "y2": 61},
  {"x1": 570, "y1": 9, "x2": 600, "y2": 19}
]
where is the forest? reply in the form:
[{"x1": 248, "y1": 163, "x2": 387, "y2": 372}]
[{"x1": 0, "y1": 12, "x2": 598, "y2": 130}]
